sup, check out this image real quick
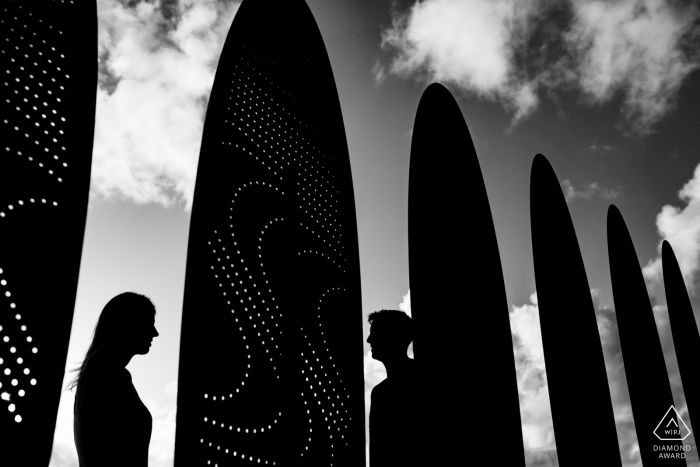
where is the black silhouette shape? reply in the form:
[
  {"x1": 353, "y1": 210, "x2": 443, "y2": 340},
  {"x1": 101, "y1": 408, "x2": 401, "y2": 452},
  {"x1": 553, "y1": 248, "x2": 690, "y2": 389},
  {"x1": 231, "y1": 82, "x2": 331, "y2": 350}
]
[
  {"x1": 69, "y1": 292, "x2": 158, "y2": 467},
  {"x1": 0, "y1": 1, "x2": 96, "y2": 464},
  {"x1": 607, "y1": 205, "x2": 687, "y2": 465},
  {"x1": 173, "y1": 0, "x2": 364, "y2": 465},
  {"x1": 366, "y1": 309, "x2": 416, "y2": 467},
  {"x1": 531, "y1": 154, "x2": 621, "y2": 465},
  {"x1": 408, "y1": 82, "x2": 525, "y2": 466},
  {"x1": 663, "y1": 240, "x2": 700, "y2": 429}
]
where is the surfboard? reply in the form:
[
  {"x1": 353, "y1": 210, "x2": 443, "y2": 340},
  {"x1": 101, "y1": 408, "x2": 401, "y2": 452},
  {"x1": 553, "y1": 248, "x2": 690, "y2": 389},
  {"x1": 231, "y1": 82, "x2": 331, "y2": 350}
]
[
  {"x1": 174, "y1": 1, "x2": 364, "y2": 465},
  {"x1": 408, "y1": 83, "x2": 525, "y2": 466},
  {"x1": 531, "y1": 155, "x2": 621, "y2": 465},
  {"x1": 0, "y1": 1, "x2": 96, "y2": 465},
  {"x1": 607, "y1": 206, "x2": 685, "y2": 465},
  {"x1": 662, "y1": 240, "x2": 700, "y2": 429}
]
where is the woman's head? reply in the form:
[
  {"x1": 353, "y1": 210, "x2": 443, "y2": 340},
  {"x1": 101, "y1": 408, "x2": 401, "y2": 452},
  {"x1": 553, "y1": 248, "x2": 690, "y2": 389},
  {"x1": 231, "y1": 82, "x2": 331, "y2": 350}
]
[{"x1": 66, "y1": 292, "x2": 158, "y2": 391}]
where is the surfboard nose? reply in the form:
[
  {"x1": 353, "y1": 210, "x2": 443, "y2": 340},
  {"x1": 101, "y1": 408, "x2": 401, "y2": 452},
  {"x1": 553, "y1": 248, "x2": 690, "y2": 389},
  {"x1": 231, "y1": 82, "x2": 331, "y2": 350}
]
[
  {"x1": 530, "y1": 153, "x2": 554, "y2": 194},
  {"x1": 606, "y1": 203, "x2": 623, "y2": 231},
  {"x1": 231, "y1": 0, "x2": 327, "y2": 67}
]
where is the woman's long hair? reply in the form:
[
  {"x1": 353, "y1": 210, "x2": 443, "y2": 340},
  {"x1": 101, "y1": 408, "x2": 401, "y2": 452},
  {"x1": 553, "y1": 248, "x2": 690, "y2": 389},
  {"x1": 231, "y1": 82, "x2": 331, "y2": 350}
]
[{"x1": 66, "y1": 292, "x2": 156, "y2": 392}]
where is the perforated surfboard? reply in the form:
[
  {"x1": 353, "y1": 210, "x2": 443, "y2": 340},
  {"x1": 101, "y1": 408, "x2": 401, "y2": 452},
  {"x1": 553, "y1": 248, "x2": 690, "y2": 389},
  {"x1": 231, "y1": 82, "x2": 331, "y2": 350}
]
[
  {"x1": 0, "y1": 0, "x2": 96, "y2": 465},
  {"x1": 608, "y1": 206, "x2": 686, "y2": 465},
  {"x1": 530, "y1": 155, "x2": 621, "y2": 465},
  {"x1": 662, "y1": 241, "x2": 700, "y2": 429},
  {"x1": 408, "y1": 83, "x2": 525, "y2": 466},
  {"x1": 173, "y1": 1, "x2": 365, "y2": 466}
]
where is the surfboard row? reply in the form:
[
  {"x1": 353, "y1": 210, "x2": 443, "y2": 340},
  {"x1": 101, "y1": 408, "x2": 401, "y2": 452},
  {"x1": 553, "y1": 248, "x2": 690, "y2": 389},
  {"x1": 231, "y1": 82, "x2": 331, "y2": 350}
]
[{"x1": 407, "y1": 84, "x2": 698, "y2": 466}]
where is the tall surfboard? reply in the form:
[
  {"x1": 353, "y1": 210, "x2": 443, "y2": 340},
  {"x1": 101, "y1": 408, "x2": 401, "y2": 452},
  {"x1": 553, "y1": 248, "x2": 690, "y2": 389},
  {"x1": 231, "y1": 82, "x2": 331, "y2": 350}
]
[
  {"x1": 608, "y1": 206, "x2": 686, "y2": 465},
  {"x1": 174, "y1": 0, "x2": 365, "y2": 465},
  {"x1": 0, "y1": 0, "x2": 97, "y2": 465},
  {"x1": 662, "y1": 240, "x2": 700, "y2": 428},
  {"x1": 531, "y1": 154, "x2": 621, "y2": 465},
  {"x1": 408, "y1": 83, "x2": 525, "y2": 466}
]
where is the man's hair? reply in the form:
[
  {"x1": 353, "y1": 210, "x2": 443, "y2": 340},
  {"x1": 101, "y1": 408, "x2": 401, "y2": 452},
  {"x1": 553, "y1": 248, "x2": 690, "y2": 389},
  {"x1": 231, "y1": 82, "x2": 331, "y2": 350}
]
[{"x1": 368, "y1": 309, "x2": 413, "y2": 346}]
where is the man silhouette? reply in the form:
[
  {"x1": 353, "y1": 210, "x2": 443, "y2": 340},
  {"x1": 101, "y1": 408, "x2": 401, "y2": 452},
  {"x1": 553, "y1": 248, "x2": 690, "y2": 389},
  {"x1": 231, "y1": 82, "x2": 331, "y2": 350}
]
[{"x1": 367, "y1": 309, "x2": 417, "y2": 467}]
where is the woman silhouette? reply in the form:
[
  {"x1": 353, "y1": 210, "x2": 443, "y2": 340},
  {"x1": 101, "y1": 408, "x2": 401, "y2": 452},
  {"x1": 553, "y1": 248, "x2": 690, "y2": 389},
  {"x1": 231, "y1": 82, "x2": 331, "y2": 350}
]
[{"x1": 66, "y1": 292, "x2": 159, "y2": 467}]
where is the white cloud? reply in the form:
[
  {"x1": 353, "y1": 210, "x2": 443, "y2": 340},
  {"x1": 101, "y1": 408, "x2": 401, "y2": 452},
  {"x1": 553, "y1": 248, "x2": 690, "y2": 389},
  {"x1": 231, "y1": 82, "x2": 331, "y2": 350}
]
[
  {"x1": 583, "y1": 142, "x2": 614, "y2": 153},
  {"x1": 509, "y1": 292, "x2": 557, "y2": 453},
  {"x1": 566, "y1": 0, "x2": 700, "y2": 135},
  {"x1": 379, "y1": 0, "x2": 543, "y2": 124},
  {"x1": 148, "y1": 403, "x2": 177, "y2": 467},
  {"x1": 643, "y1": 162, "x2": 700, "y2": 289},
  {"x1": 561, "y1": 179, "x2": 622, "y2": 203},
  {"x1": 91, "y1": 0, "x2": 240, "y2": 210},
  {"x1": 379, "y1": 0, "x2": 700, "y2": 134},
  {"x1": 164, "y1": 380, "x2": 178, "y2": 398},
  {"x1": 398, "y1": 289, "x2": 411, "y2": 317}
]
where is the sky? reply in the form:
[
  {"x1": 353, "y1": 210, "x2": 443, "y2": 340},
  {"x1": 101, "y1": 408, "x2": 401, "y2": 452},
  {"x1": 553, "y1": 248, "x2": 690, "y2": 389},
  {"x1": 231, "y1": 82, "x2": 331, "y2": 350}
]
[{"x1": 47, "y1": 0, "x2": 700, "y2": 466}]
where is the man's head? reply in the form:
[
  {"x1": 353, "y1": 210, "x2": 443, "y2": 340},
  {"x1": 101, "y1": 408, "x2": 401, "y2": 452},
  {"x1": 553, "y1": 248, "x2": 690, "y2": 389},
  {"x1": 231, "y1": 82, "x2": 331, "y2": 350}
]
[{"x1": 366, "y1": 309, "x2": 413, "y2": 362}]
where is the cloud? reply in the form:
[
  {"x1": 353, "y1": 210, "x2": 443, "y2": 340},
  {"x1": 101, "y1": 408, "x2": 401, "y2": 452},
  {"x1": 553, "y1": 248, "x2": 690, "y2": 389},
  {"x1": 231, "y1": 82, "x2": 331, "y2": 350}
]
[
  {"x1": 147, "y1": 402, "x2": 177, "y2": 467},
  {"x1": 378, "y1": 0, "x2": 700, "y2": 134},
  {"x1": 591, "y1": 295, "x2": 642, "y2": 466},
  {"x1": 379, "y1": 0, "x2": 544, "y2": 125},
  {"x1": 509, "y1": 292, "x2": 557, "y2": 457},
  {"x1": 371, "y1": 59, "x2": 387, "y2": 85},
  {"x1": 561, "y1": 179, "x2": 622, "y2": 202},
  {"x1": 583, "y1": 142, "x2": 614, "y2": 154},
  {"x1": 398, "y1": 289, "x2": 412, "y2": 317},
  {"x1": 90, "y1": 0, "x2": 240, "y2": 210},
  {"x1": 643, "y1": 162, "x2": 700, "y2": 290},
  {"x1": 566, "y1": 0, "x2": 700, "y2": 135},
  {"x1": 164, "y1": 380, "x2": 178, "y2": 398}
]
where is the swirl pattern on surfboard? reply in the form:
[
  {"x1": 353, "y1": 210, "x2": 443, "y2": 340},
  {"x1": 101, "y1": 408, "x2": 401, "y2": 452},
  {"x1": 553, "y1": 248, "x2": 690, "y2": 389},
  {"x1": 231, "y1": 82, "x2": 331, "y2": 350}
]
[
  {"x1": 0, "y1": 0, "x2": 96, "y2": 464},
  {"x1": 174, "y1": 1, "x2": 364, "y2": 466}
]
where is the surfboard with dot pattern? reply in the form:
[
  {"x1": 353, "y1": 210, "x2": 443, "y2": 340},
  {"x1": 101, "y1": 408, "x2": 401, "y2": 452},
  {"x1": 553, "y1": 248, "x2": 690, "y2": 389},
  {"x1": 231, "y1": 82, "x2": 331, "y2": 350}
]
[
  {"x1": 0, "y1": 0, "x2": 96, "y2": 464},
  {"x1": 173, "y1": 1, "x2": 365, "y2": 465}
]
